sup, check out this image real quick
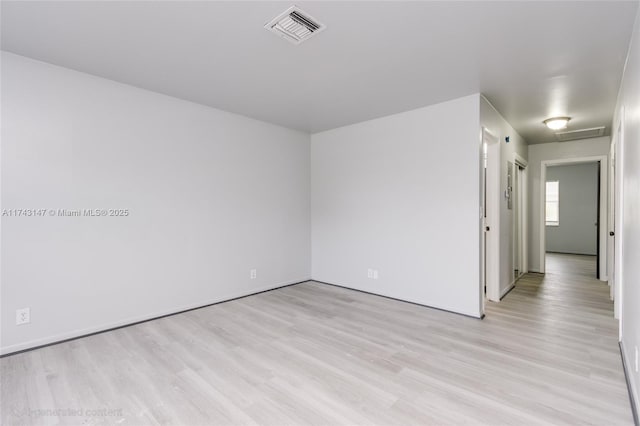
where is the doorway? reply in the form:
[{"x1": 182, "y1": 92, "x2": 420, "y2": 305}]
[
  {"x1": 539, "y1": 156, "x2": 608, "y2": 281},
  {"x1": 481, "y1": 128, "x2": 500, "y2": 304},
  {"x1": 512, "y1": 156, "x2": 527, "y2": 283}
]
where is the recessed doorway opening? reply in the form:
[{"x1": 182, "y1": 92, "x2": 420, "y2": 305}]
[{"x1": 539, "y1": 156, "x2": 608, "y2": 281}]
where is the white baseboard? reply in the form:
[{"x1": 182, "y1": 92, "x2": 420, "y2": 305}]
[
  {"x1": 500, "y1": 284, "x2": 516, "y2": 299},
  {"x1": 1, "y1": 277, "x2": 311, "y2": 356},
  {"x1": 310, "y1": 278, "x2": 482, "y2": 319},
  {"x1": 620, "y1": 341, "x2": 640, "y2": 424}
]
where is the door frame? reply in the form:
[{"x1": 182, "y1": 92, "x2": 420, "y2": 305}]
[
  {"x1": 539, "y1": 155, "x2": 608, "y2": 280},
  {"x1": 514, "y1": 153, "x2": 529, "y2": 278},
  {"x1": 608, "y1": 141, "x2": 616, "y2": 302},
  {"x1": 612, "y1": 108, "x2": 625, "y2": 332},
  {"x1": 481, "y1": 128, "x2": 500, "y2": 306}
]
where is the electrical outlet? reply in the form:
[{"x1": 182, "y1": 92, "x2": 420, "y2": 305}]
[
  {"x1": 16, "y1": 308, "x2": 30, "y2": 325},
  {"x1": 372, "y1": 270, "x2": 379, "y2": 280},
  {"x1": 367, "y1": 269, "x2": 373, "y2": 279},
  {"x1": 250, "y1": 269, "x2": 257, "y2": 280}
]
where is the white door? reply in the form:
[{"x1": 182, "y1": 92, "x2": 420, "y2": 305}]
[
  {"x1": 513, "y1": 163, "x2": 526, "y2": 281},
  {"x1": 482, "y1": 128, "x2": 500, "y2": 302},
  {"x1": 608, "y1": 141, "x2": 616, "y2": 303},
  {"x1": 614, "y1": 112, "x2": 625, "y2": 329}
]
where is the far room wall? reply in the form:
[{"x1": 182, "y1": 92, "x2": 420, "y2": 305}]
[
  {"x1": 1, "y1": 52, "x2": 311, "y2": 355},
  {"x1": 311, "y1": 94, "x2": 483, "y2": 317},
  {"x1": 545, "y1": 163, "x2": 599, "y2": 256}
]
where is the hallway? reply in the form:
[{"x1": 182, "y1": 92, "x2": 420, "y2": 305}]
[{"x1": 486, "y1": 252, "x2": 632, "y2": 424}]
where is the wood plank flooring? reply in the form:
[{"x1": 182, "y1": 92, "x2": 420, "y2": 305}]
[{"x1": 1, "y1": 254, "x2": 633, "y2": 425}]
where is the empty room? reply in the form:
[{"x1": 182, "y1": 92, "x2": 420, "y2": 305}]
[{"x1": 1, "y1": 1, "x2": 640, "y2": 425}]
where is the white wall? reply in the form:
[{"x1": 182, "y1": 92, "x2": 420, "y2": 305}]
[
  {"x1": 311, "y1": 95, "x2": 482, "y2": 317},
  {"x1": 0, "y1": 52, "x2": 311, "y2": 355},
  {"x1": 546, "y1": 163, "x2": 599, "y2": 255},
  {"x1": 613, "y1": 3, "x2": 640, "y2": 416},
  {"x1": 480, "y1": 97, "x2": 528, "y2": 296},
  {"x1": 527, "y1": 137, "x2": 610, "y2": 273}
]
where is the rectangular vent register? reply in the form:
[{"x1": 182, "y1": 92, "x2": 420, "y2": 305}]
[{"x1": 265, "y1": 6, "x2": 326, "y2": 45}]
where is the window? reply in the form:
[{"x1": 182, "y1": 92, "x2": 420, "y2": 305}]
[{"x1": 545, "y1": 181, "x2": 559, "y2": 226}]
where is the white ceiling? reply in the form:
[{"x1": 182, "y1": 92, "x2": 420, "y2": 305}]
[{"x1": 1, "y1": 1, "x2": 637, "y2": 143}]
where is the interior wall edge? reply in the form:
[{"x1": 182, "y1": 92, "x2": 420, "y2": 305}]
[{"x1": 311, "y1": 94, "x2": 482, "y2": 319}]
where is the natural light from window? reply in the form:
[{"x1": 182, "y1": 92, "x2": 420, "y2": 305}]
[{"x1": 546, "y1": 181, "x2": 559, "y2": 226}]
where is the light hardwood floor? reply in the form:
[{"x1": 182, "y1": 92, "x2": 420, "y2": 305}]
[{"x1": 1, "y1": 254, "x2": 633, "y2": 425}]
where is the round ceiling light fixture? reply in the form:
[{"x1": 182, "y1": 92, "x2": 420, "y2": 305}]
[{"x1": 543, "y1": 116, "x2": 571, "y2": 130}]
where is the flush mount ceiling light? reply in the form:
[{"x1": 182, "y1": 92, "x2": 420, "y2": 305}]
[
  {"x1": 543, "y1": 117, "x2": 571, "y2": 130},
  {"x1": 264, "y1": 6, "x2": 326, "y2": 45}
]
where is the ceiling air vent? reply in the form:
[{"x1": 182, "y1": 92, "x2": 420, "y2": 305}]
[
  {"x1": 264, "y1": 6, "x2": 325, "y2": 45},
  {"x1": 555, "y1": 126, "x2": 605, "y2": 142}
]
